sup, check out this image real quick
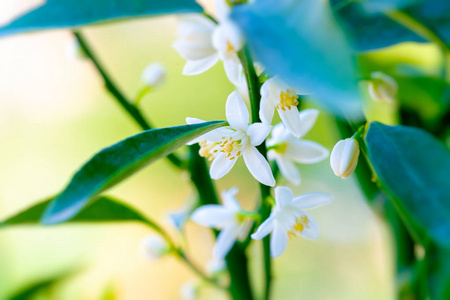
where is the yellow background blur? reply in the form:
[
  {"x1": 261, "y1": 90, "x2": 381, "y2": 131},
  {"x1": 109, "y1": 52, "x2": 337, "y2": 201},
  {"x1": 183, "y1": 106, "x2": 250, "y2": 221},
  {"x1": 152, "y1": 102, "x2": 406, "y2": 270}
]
[{"x1": 0, "y1": 1, "x2": 393, "y2": 299}]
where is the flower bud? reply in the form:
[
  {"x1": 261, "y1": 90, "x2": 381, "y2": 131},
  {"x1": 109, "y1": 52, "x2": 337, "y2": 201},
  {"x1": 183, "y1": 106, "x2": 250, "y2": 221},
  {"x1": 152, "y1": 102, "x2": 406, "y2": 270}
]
[
  {"x1": 367, "y1": 71, "x2": 397, "y2": 103},
  {"x1": 330, "y1": 138, "x2": 360, "y2": 179},
  {"x1": 180, "y1": 280, "x2": 200, "y2": 300},
  {"x1": 141, "y1": 62, "x2": 166, "y2": 88},
  {"x1": 139, "y1": 235, "x2": 169, "y2": 261}
]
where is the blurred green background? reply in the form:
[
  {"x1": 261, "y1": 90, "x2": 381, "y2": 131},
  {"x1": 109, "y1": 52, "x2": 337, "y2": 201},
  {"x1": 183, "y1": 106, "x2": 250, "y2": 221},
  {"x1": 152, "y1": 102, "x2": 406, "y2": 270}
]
[{"x1": 2, "y1": 1, "x2": 440, "y2": 299}]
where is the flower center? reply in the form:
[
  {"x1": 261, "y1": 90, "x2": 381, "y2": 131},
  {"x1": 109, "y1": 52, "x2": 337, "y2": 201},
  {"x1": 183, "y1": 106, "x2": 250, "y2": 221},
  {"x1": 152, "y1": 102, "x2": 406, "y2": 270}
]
[
  {"x1": 268, "y1": 142, "x2": 288, "y2": 154},
  {"x1": 213, "y1": 132, "x2": 248, "y2": 161},
  {"x1": 199, "y1": 141, "x2": 218, "y2": 161},
  {"x1": 226, "y1": 40, "x2": 234, "y2": 53},
  {"x1": 277, "y1": 89, "x2": 299, "y2": 111},
  {"x1": 287, "y1": 216, "x2": 310, "y2": 239}
]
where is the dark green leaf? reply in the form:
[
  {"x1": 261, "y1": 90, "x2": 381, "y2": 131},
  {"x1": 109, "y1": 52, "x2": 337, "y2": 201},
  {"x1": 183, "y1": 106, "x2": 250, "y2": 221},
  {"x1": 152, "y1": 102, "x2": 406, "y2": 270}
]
[
  {"x1": 231, "y1": 0, "x2": 362, "y2": 116},
  {"x1": 41, "y1": 121, "x2": 225, "y2": 225},
  {"x1": 366, "y1": 122, "x2": 450, "y2": 247},
  {"x1": 1, "y1": 196, "x2": 156, "y2": 228},
  {"x1": 0, "y1": 0, "x2": 202, "y2": 38},
  {"x1": 331, "y1": 0, "x2": 450, "y2": 51}
]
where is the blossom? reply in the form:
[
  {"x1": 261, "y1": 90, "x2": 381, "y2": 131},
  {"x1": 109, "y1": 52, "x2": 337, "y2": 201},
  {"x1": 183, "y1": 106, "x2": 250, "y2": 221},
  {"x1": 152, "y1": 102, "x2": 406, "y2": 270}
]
[
  {"x1": 141, "y1": 62, "x2": 166, "y2": 87},
  {"x1": 260, "y1": 77, "x2": 306, "y2": 137},
  {"x1": 224, "y1": 60, "x2": 248, "y2": 100},
  {"x1": 187, "y1": 91, "x2": 275, "y2": 186},
  {"x1": 191, "y1": 187, "x2": 251, "y2": 260},
  {"x1": 251, "y1": 186, "x2": 333, "y2": 258},
  {"x1": 330, "y1": 138, "x2": 360, "y2": 179},
  {"x1": 367, "y1": 71, "x2": 398, "y2": 103},
  {"x1": 267, "y1": 109, "x2": 329, "y2": 185},
  {"x1": 173, "y1": 14, "x2": 244, "y2": 76},
  {"x1": 139, "y1": 235, "x2": 170, "y2": 260}
]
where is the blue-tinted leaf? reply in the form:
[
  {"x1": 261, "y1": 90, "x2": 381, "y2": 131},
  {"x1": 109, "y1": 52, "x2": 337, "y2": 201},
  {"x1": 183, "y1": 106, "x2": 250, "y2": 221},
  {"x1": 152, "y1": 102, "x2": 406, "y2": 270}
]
[
  {"x1": 366, "y1": 122, "x2": 450, "y2": 248},
  {"x1": 0, "y1": 0, "x2": 202, "y2": 38},
  {"x1": 1, "y1": 196, "x2": 157, "y2": 228},
  {"x1": 231, "y1": 0, "x2": 362, "y2": 117},
  {"x1": 41, "y1": 121, "x2": 225, "y2": 225},
  {"x1": 331, "y1": 0, "x2": 450, "y2": 51}
]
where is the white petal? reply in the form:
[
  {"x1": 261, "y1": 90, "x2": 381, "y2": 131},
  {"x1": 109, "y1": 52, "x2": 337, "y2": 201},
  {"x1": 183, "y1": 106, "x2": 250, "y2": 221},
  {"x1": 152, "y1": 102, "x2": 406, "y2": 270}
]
[
  {"x1": 186, "y1": 117, "x2": 206, "y2": 125},
  {"x1": 266, "y1": 123, "x2": 290, "y2": 147},
  {"x1": 226, "y1": 91, "x2": 249, "y2": 131},
  {"x1": 274, "y1": 186, "x2": 294, "y2": 209},
  {"x1": 278, "y1": 106, "x2": 302, "y2": 138},
  {"x1": 270, "y1": 223, "x2": 288, "y2": 258},
  {"x1": 222, "y1": 187, "x2": 241, "y2": 211},
  {"x1": 259, "y1": 80, "x2": 275, "y2": 124},
  {"x1": 224, "y1": 59, "x2": 241, "y2": 86},
  {"x1": 330, "y1": 140, "x2": 345, "y2": 174},
  {"x1": 182, "y1": 55, "x2": 219, "y2": 76},
  {"x1": 243, "y1": 146, "x2": 275, "y2": 186},
  {"x1": 297, "y1": 109, "x2": 319, "y2": 138},
  {"x1": 276, "y1": 156, "x2": 301, "y2": 186},
  {"x1": 214, "y1": 225, "x2": 239, "y2": 260},
  {"x1": 247, "y1": 122, "x2": 272, "y2": 146},
  {"x1": 210, "y1": 153, "x2": 237, "y2": 180},
  {"x1": 298, "y1": 212, "x2": 320, "y2": 240},
  {"x1": 285, "y1": 140, "x2": 329, "y2": 164},
  {"x1": 251, "y1": 212, "x2": 276, "y2": 240},
  {"x1": 292, "y1": 193, "x2": 333, "y2": 210},
  {"x1": 191, "y1": 205, "x2": 235, "y2": 228}
]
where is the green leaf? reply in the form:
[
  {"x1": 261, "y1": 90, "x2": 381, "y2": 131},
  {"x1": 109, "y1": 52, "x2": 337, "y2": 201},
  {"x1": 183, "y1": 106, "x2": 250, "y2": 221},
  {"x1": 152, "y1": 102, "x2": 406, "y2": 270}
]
[
  {"x1": 1, "y1": 196, "x2": 157, "y2": 228},
  {"x1": 366, "y1": 122, "x2": 450, "y2": 248},
  {"x1": 331, "y1": 0, "x2": 450, "y2": 51},
  {"x1": 0, "y1": 0, "x2": 202, "y2": 38},
  {"x1": 231, "y1": 0, "x2": 362, "y2": 117},
  {"x1": 41, "y1": 121, "x2": 225, "y2": 225}
]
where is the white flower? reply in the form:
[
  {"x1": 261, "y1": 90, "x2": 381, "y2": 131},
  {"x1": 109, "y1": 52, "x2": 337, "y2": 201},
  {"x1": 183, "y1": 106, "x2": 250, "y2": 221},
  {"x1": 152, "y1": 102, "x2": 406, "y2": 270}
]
[
  {"x1": 173, "y1": 14, "x2": 219, "y2": 76},
  {"x1": 214, "y1": 0, "x2": 231, "y2": 22},
  {"x1": 267, "y1": 109, "x2": 329, "y2": 185},
  {"x1": 260, "y1": 77, "x2": 306, "y2": 137},
  {"x1": 330, "y1": 138, "x2": 360, "y2": 179},
  {"x1": 180, "y1": 280, "x2": 200, "y2": 300},
  {"x1": 367, "y1": 71, "x2": 398, "y2": 103},
  {"x1": 212, "y1": 19, "x2": 244, "y2": 63},
  {"x1": 251, "y1": 187, "x2": 333, "y2": 258},
  {"x1": 168, "y1": 196, "x2": 198, "y2": 231},
  {"x1": 141, "y1": 62, "x2": 166, "y2": 87},
  {"x1": 187, "y1": 91, "x2": 275, "y2": 186},
  {"x1": 139, "y1": 235, "x2": 169, "y2": 261},
  {"x1": 191, "y1": 187, "x2": 250, "y2": 260},
  {"x1": 224, "y1": 60, "x2": 249, "y2": 101}
]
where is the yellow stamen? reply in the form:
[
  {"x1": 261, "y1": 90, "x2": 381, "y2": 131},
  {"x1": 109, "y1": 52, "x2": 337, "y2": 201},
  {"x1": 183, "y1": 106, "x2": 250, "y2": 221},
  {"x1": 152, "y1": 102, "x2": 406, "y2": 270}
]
[{"x1": 277, "y1": 89, "x2": 299, "y2": 111}]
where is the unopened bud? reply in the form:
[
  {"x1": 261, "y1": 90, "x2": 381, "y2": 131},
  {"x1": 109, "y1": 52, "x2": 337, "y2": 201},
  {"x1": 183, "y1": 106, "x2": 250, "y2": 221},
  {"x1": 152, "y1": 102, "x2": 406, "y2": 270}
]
[
  {"x1": 141, "y1": 62, "x2": 166, "y2": 87},
  {"x1": 367, "y1": 71, "x2": 397, "y2": 103},
  {"x1": 330, "y1": 138, "x2": 360, "y2": 179},
  {"x1": 139, "y1": 235, "x2": 169, "y2": 261}
]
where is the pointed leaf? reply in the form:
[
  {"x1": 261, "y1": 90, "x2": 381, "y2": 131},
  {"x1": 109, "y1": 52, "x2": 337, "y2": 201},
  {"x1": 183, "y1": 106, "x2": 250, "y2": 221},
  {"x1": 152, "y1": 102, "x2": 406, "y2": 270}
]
[
  {"x1": 0, "y1": 0, "x2": 202, "y2": 38},
  {"x1": 41, "y1": 121, "x2": 225, "y2": 225}
]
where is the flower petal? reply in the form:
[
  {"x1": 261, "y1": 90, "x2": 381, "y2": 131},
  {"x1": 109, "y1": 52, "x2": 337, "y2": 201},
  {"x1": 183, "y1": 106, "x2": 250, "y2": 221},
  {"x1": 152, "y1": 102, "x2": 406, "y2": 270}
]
[
  {"x1": 270, "y1": 223, "x2": 288, "y2": 258},
  {"x1": 243, "y1": 146, "x2": 275, "y2": 186},
  {"x1": 298, "y1": 212, "x2": 320, "y2": 240},
  {"x1": 292, "y1": 193, "x2": 333, "y2": 210},
  {"x1": 251, "y1": 212, "x2": 275, "y2": 240},
  {"x1": 226, "y1": 91, "x2": 249, "y2": 131},
  {"x1": 259, "y1": 80, "x2": 275, "y2": 124},
  {"x1": 247, "y1": 122, "x2": 272, "y2": 146},
  {"x1": 274, "y1": 186, "x2": 294, "y2": 209},
  {"x1": 224, "y1": 59, "x2": 241, "y2": 86},
  {"x1": 182, "y1": 55, "x2": 219, "y2": 76},
  {"x1": 214, "y1": 225, "x2": 239, "y2": 260},
  {"x1": 210, "y1": 153, "x2": 237, "y2": 180},
  {"x1": 191, "y1": 205, "x2": 235, "y2": 228},
  {"x1": 222, "y1": 187, "x2": 241, "y2": 211},
  {"x1": 297, "y1": 109, "x2": 319, "y2": 138},
  {"x1": 276, "y1": 156, "x2": 301, "y2": 186},
  {"x1": 278, "y1": 105, "x2": 302, "y2": 138},
  {"x1": 285, "y1": 140, "x2": 329, "y2": 164}
]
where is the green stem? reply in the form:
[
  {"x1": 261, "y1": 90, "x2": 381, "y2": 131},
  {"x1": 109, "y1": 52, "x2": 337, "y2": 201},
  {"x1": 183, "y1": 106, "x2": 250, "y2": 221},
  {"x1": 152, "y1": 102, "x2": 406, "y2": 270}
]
[
  {"x1": 386, "y1": 10, "x2": 450, "y2": 83},
  {"x1": 72, "y1": 31, "x2": 185, "y2": 169},
  {"x1": 239, "y1": 47, "x2": 272, "y2": 300}
]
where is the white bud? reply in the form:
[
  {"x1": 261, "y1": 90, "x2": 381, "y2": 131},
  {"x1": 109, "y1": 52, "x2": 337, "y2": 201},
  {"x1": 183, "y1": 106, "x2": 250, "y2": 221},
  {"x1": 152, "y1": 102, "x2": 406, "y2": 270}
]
[
  {"x1": 330, "y1": 138, "x2": 360, "y2": 179},
  {"x1": 180, "y1": 280, "x2": 199, "y2": 300},
  {"x1": 367, "y1": 71, "x2": 398, "y2": 103},
  {"x1": 141, "y1": 63, "x2": 166, "y2": 88},
  {"x1": 139, "y1": 235, "x2": 169, "y2": 261}
]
